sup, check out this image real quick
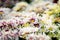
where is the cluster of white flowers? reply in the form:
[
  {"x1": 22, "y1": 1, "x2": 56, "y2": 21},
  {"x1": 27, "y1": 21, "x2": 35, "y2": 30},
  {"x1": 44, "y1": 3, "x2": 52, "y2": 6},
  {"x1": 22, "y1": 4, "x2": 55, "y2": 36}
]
[{"x1": 0, "y1": 0, "x2": 60, "y2": 40}]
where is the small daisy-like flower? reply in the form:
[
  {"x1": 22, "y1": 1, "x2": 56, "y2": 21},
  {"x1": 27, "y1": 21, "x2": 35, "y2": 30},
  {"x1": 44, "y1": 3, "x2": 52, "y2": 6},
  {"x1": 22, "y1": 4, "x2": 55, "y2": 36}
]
[{"x1": 30, "y1": 18, "x2": 35, "y2": 23}]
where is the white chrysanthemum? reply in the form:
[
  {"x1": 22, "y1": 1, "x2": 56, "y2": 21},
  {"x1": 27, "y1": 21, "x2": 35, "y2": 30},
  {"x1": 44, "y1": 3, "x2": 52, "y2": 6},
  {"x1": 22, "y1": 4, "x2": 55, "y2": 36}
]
[
  {"x1": 26, "y1": 33, "x2": 36, "y2": 40},
  {"x1": 9, "y1": 11, "x2": 22, "y2": 17},
  {"x1": 26, "y1": 33, "x2": 51, "y2": 40},
  {"x1": 38, "y1": 33, "x2": 51, "y2": 40},
  {"x1": 0, "y1": 8, "x2": 11, "y2": 19},
  {"x1": 20, "y1": 27, "x2": 39, "y2": 35},
  {"x1": 20, "y1": 12, "x2": 37, "y2": 23},
  {"x1": 13, "y1": 2, "x2": 28, "y2": 11},
  {"x1": 0, "y1": 8, "x2": 11, "y2": 14}
]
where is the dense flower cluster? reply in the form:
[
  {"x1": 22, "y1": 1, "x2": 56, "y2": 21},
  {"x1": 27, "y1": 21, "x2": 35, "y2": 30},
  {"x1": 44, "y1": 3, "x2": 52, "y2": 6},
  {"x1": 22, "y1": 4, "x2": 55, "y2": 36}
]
[{"x1": 0, "y1": 0, "x2": 60, "y2": 40}]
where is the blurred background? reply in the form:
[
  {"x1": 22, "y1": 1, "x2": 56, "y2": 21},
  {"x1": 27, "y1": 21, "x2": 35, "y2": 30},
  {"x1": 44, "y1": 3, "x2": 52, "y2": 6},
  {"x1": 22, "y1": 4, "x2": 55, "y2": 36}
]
[
  {"x1": 0, "y1": 0, "x2": 32, "y2": 8},
  {"x1": 0, "y1": 0, "x2": 58, "y2": 8}
]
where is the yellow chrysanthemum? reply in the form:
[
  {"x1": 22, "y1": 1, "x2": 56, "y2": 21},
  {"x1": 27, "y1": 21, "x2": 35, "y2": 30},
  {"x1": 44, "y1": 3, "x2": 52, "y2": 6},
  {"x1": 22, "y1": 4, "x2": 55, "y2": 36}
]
[
  {"x1": 45, "y1": 10, "x2": 54, "y2": 15},
  {"x1": 54, "y1": 17, "x2": 60, "y2": 22},
  {"x1": 23, "y1": 23, "x2": 30, "y2": 27},
  {"x1": 48, "y1": 27, "x2": 53, "y2": 31},
  {"x1": 45, "y1": 4, "x2": 60, "y2": 16}
]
